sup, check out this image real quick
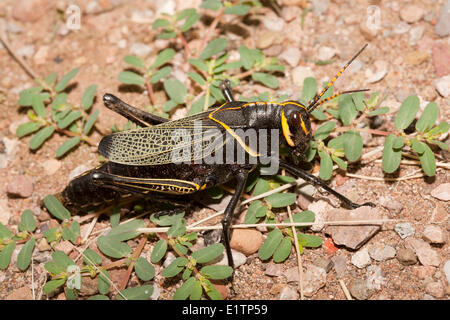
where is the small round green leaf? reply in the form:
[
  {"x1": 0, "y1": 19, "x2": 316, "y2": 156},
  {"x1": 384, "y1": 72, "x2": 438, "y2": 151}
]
[
  {"x1": 264, "y1": 193, "x2": 296, "y2": 208},
  {"x1": 382, "y1": 134, "x2": 402, "y2": 174},
  {"x1": 83, "y1": 109, "x2": 99, "y2": 135},
  {"x1": 83, "y1": 249, "x2": 102, "y2": 266},
  {"x1": 367, "y1": 106, "x2": 389, "y2": 116},
  {"x1": 258, "y1": 228, "x2": 283, "y2": 260},
  {"x1": 81, "y1": 84, "x2": 97, "y2": 110},
  {"x1": 164, "y1": 78, "x2": 187, "y2": 104},
  {"x1": 17, "y1": 237, "x2": 35, "y2": 271},
  {"x1": 44, "y1": 194, "x2": 70, "y2": 221},
  {"x1": 394, "y1": 95, "x2": 419, "y2": 130},
  {"x1": 118, "y1": 71, "x2": 145, "y2": 86},
  {"x1": 252, "y1": 72, "x2": 279, "y2": 89},
  {"x1": 314, "y1": 121, "x2": 336, "y2": 140},
  {"x1": 98, "y1": 270, "x2": 111, "y2": 295},
  {"x1": 117, "y1": 285, "x2": 153, "y2": 300},
  {"x1": 200, "y1": 38, "x2": 227, "y2": 60},
  {"x1": 0, "y1": 242, "x2": 15, "y2": 270},
  {"x1": 124, "y1": 55, "x2": 146, "y2": 69},
  {"x1": 224, "y1": 4, "x2": 251, "y2": 15},
  {"x1": 318, "y1": 151, "x2": 333, "y2": 180},
  {"x1": 134, "y1": 257, "x2": 155, "y2": 281},
  {"x1": 339, "y1": 94, "x2": 357, "y2": 126},
  {"x1": 151, "y1": 239, "x2": 168, "y2": 263},
  {"x1": 273, "y1": 237, "x2": 292, "y2": 263},
  {"x1": 43, "y1": 278, "x2": 66, "y2": 295},
  {"x1": 88, "y1": 295, "x2": 109, "y2": 300},
  {"x1": 16, "y1": 122, "x2": 41, "y2": 138},
  {"x1": 56, "y1": 137, "x2": 81, "y2": 158},
  {"x1": 30, "y1": 126, "x2": 55, "y2": 150},
  {"x1": 200, "y1": 265, "x2": 233, "y2": 279},
  {"x1": 343, "y1": 130, "x2": 363, "y2": 162},
  {"x1": 153, "y1": 48, "x2": 176, "y2": 69},
  {"x1": 301, "y1": 77, "x2": 317, "y2": 102},
  {"x1": 192, "y1": 243, "x2": 224, "y2": 264},
  {"x1": 419, "y1": 143, "x2": 436, "y2": 177},
  {"x1": 253, "y1": 179, "x2": 270, "y2": 196},
  {"x1": 297, "y1": 233, "x2": 323, "y2": 248},
  {"x1": 97, "y1": 236, "x2": 131, "y2": 259},
  {"x1": 18, "y1": 209, "x2": 36, "y2": 232},
  {"x1": 55, "y1": 68, "x2": 79, "y2": 93},
  {"x1": 57, "y1": 110, "x2": 82, "y2": 129},
  {"x1": 161, "y1": 257, "x2": 188, "y2": 277},
  {"x1": 416, "y1": 102, "x2": 438, "y2": 133},
  {"x1": 173, "y1": 277, "x2": 196, "y2": 300}
]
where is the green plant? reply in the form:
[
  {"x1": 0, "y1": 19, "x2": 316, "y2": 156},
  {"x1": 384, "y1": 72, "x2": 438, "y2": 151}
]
[{"x1": 16, "y1": 68, "x2": 99, "y2": 157}]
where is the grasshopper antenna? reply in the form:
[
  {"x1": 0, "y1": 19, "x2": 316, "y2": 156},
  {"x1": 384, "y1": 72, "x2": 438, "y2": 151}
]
[{"x1": 307, "y1": 43, "x2": 369, "y2": 113}]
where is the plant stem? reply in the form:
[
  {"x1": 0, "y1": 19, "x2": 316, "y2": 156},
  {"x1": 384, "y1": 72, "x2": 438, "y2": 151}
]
[
  {"x1": 145, "y1": 80, "x2": 156, "y2": 106},
  {"x1": 119, "y1": 236, "x2": 147, "y2": 290},
  {"x1": 334, "y1": 126, "x2": 390, "y2": 136},
  {"x1": 178, "y1": 32, "x2": 190, "y2": 60}
]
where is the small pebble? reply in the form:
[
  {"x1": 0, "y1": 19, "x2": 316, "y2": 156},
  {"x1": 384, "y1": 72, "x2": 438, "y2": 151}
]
[
  {"x1": 378, "y1": 196, "x2": 403, "y2": 214},
  {"x1": 230, "y1": 229, "x2": 263, "y2": 255},
  {"x1": 150, "y1": 284, "x2": 161, "y2": 300},
  {"x1": 359, "y1": 20, "x2": 379, "y2": 41},
  {"x1": 291, "y1": 66, "x2": 315, "y2": 87},
  {"x1": 256, "y1": 31, "x2": 279, "y2": 49},
  {"x1": 411, "y1": 266, "x2": 436, "y2": 279},
  {"x1": 430, "y1": 183, "x2": 450, "y2": 200},
  {"x1": 423, "y1": 225, "x2": 446, "y2": 244},
  {"x1": 368, "y1": 244, "x2": 396, "y2": 262},
  {"x1": 409, "y1": 26, "x2": 424, "y2": 46},
  {"x1": 331, "y1": 255, "x2": 347, "y2": 278},
  {"x1": 37, "y1": 238, "x2": 51, "y2": 252},
  {"x1": 54, "y1": 240, "x2": 74, "y2": 255},
  {"x1": 79, "y1": 276, "x2": 98, "y2": 296},
  {"x1": 303, "y1": 264, "x2": 327, "y2": 297},
  {"x1": 42, "y1": 159, "x2": 62, "y2": 176},
  {"x1": 0, "y1": 200, "x2": 11, "y2": 225},
  {"x1": 263, "y1": 14, "x2": 285, "y2": 32},
  {"x1": 6, "y1": 286, "x2": 32, "y2": 300},
  {"x1": 404, "y1": 50, "x2": 430, "y2": 66},
  {"x1": 281, "y1": 6, "x2": 301, "y2": 22},
  {"x1": 317, "y1": 46, "x2": 336, "y2": 61},
  {"x1": 425, "y1": 281, "x2": 445, "y2": 298},
  {"x1": 432, "y1": 43, "x2": 450, "y2": 77},
  {"x1": 435, "y1": 0, "x2": 450, "y2": 37},
  {"x1": 405, "y1": 238, "x2": 441, "y2": 267},
  {"x1": 12, "y1": 0, "x2": 48, "y2": 22},
  {"x1": 312, "y1": 0, "x2": 329, "y2": 17},
  {"x1": 400, "y1": 4, "x2": 424, "y2": 23},
  {"x1": 393, "y1": 21, "x2": 411, "y2": 35},
  {"x1": 366, "y1": 265, "x2": 386, "y2": 290},
  {"x1": 307, "y1": 200, "x2": 329, "y2": 232},
  {"x1": 7, "y1": 175, "x2": 33, "y2": 198},
  {"x1": 279, "y1": 285, "x2": 299, "y2": 300},
  {"x1": 130, "y1": 42, "x2": 153, "y2": 57},
  {"x1": 279, "y1": 46, "x2": 301, "y2": 67},
  {"x1": 163, "y1": 252, "x2": 176, "y2": 268},
  {"x1": 265, "y1": 262, "x2": 283, "y2": 277},
  {"x1": 312, "y1": 257, "x2": 333, "y2": 273},
  {"x1": 17, "y1": 45, "x2": 35, "y2": 58},
  {"x1": 365, "y1": 60, "x2": 388, "y2": 83},
  {"x1": 213, "y1": 249, "x2": 247, "y2": 268},
  {"x1": 443, "y1": 260, "x2": 450, "y2": 284},
  {"x1": 394, "y1": 222, "x2": 415, "y2": 239},
  {"x1": 396, "y1": 248, "x2": 418, "y2": 265},
  {"x1": 33, "y1": 45, "x2": 49, "y2": 65},
  {"x1": 349, "y1": 278, "x2": 372, "y2": 300},
  {"x1": 351, "y1": 248, "x2": 372, "y2": 269}
]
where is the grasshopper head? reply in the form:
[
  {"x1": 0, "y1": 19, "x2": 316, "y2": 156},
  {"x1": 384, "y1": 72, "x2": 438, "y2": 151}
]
[{"x1": 281, "y1": 102, "x2": 312, "y2": 160}]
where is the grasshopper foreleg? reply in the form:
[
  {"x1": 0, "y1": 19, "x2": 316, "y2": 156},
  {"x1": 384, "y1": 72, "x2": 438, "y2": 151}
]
[{"x1": 279, "y1": 160, "x2": 375, "y2": 209}]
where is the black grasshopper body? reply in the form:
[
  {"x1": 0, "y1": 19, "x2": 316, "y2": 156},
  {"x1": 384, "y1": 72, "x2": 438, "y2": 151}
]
[{"x1": 58, "y1": 44, "x2": 375, "y2": 273}]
